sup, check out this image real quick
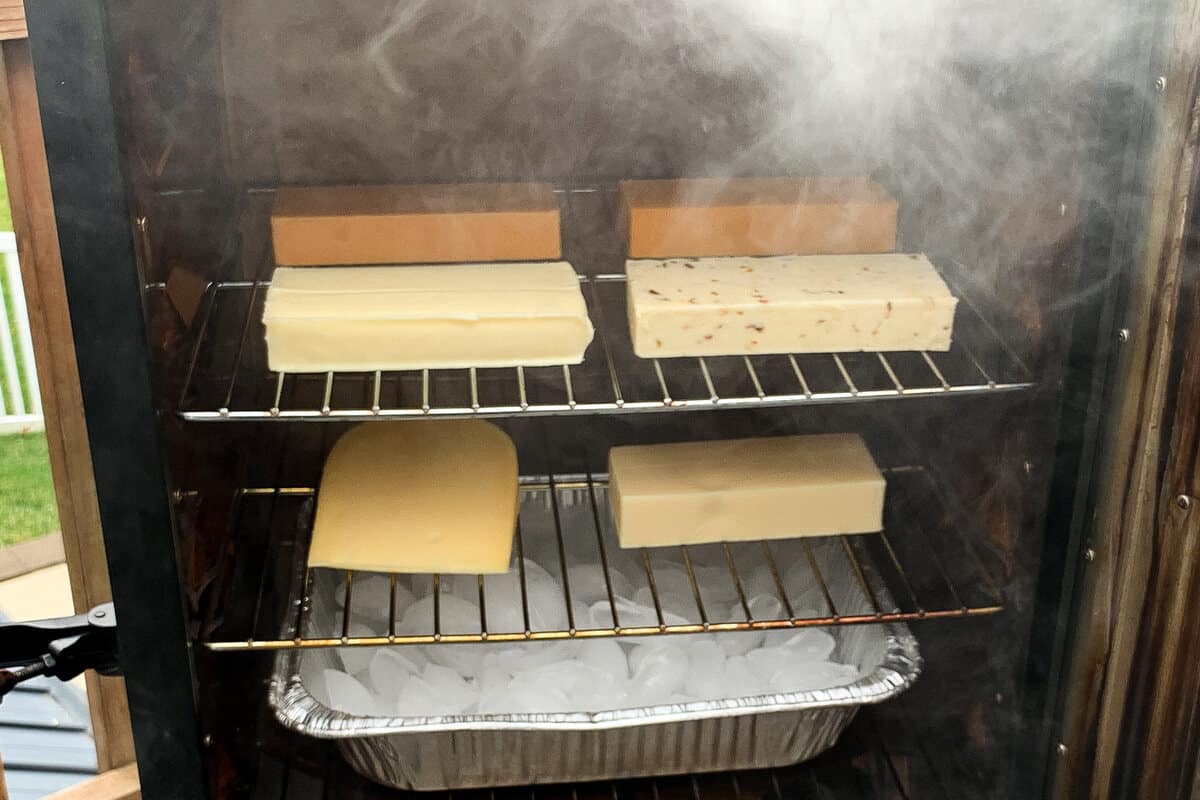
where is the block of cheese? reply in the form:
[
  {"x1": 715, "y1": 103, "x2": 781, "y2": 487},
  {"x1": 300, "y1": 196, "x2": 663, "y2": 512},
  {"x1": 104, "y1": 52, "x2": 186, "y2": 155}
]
[
  {"x1": 271, "y1": 182, "x2": 560, "y2": 266},
  {"x1": 626, "y1": 254, "x2": 957, "y2": 358},
  {"x1": 309, "y1": 421, "x2": 518, "y2": 574},
  {"x1": 619, "y1": 177, "x2": 897, "y2": 258},
  {"x1": 263, "y1": 262, "x2": 594, "y2": 372},
  {"x1": 608, "y1": 434, "x2": 885, "y2": 548}
]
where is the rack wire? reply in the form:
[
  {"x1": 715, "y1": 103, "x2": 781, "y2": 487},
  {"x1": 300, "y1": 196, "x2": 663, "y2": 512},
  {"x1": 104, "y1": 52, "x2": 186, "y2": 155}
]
[
  {"x1": 201, "y1": 466, "x2": 1004, "y2": 652},
  {"x1": 176, "y1": 273, "x2": 1033, "y2": 421}
]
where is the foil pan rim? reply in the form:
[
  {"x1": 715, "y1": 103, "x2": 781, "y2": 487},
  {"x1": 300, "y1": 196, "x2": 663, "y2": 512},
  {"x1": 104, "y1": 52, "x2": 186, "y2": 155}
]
[{"x1": 267, "y1": 624, "x2": 920, "y2": 737}]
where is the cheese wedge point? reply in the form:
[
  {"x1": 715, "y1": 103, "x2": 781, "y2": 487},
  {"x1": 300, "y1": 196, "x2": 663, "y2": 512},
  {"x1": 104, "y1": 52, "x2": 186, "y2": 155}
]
[{"x1": 309, "y1": 421, "x2": 518, "y2": 574}]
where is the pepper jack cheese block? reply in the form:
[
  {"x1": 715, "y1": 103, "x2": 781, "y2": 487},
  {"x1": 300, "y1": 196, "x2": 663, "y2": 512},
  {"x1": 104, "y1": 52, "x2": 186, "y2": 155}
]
[
  {"x1": 263, "y1": 262, "x2": 594, "y2": 372},
  {"x1": 619, "y1": 177, "x2": 897, "y2": 258},
  {"x1": 308, "y1": 421, "x2": 518, "y2": 574},
  {"x1": 626, "y1": 254, "x2": 957, "y2": 358},
  {"x1": 608, "y1": 434, "x2": 885, "y2": 548},
  {"x1": 271, "y1": 182, "x2": 560, "y2": 266}
]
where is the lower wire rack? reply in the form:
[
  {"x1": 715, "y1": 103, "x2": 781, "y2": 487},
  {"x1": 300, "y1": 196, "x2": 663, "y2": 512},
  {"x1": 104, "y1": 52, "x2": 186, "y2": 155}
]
[
  {"x1": 200, "y1": 466, "x2": 1004, "y2": 652},
  {"x1": 177, "y1": 272, "x2": 1033, "y2": 421}
]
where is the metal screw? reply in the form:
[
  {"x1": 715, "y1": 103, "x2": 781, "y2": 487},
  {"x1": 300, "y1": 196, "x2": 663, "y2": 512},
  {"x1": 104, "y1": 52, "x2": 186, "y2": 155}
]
[
  {"x1": 1057, "y1": 743, "x2": 1069, "y2": 756},
  {"x1": 1059, "y1": 203, "x2": 1067, "y2": 217},
  {"x1": 1084, "y1": 548, "x2": 1095, "y2": 562},
  {"x1": 136, "y1": 216, "x2": 148, "y2": 232},
  {"x1": 1155, "y1": 76, "x2": 1166, "y2": 92},
  {"x1": 1023, "y1": 461, "x2": 1034, "y2": 475},
  {"x1": 94, "y1": 609, "x2": 106, "y2": 618},
  {"x1": 203, "y1": 734, "x2": 213, "y2": 746},
  {"x1": 1117, "y1": 329, "x2": 1130, "y2": 343},
  {"x1": 1177, "y1": 495, "x2": 1192, "y2": 511}
]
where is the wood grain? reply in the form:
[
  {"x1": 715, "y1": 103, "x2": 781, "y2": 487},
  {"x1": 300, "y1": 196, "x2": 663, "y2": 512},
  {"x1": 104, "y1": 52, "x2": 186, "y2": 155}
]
[
  {"x1": 1055, "y1": 2, "x2": 1200, "y2": 798},
  {"x1": 0, "y1": 39, "x2": 134, "y2": 771},
  {"x1": 42, "y1": 764, "x2": 140, "y2": 800},
  {"x1": 0, "y1": 0, "x2": 24, "y2": 40}
]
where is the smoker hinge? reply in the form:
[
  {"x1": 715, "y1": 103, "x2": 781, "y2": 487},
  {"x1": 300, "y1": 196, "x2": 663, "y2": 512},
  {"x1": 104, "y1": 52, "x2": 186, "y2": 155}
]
[{"x1": 0, "y1": 603, "x2": 120, "y2": 699}]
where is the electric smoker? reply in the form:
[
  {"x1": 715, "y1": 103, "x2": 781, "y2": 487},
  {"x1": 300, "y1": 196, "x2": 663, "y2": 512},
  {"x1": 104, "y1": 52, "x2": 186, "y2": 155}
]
[{"x1": 15, "y1": 0, "x2": 1200, "y2": 797}]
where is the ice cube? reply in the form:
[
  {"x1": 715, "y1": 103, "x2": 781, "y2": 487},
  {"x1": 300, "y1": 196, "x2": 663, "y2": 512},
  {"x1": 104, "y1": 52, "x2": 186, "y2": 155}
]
[
  {"x1": 723, "y1": 655, "x2": 766, "y2": 697},
  {"x1": 323, "y1": 669, "x2": 378, "y2": 716},
  {"x1": 475, "y1": 657, "x2": 512, "y2": 715},
  {"x1": 745, "y1": 646, "x2": 796, "y2": 686},
  {"x1": 399, "y1": 593, "x2": 482, "y2": 635},
  {"x1": 336, "y1": 623, "x2": 381, "y2": 674},
  {"x1": 684, "y1": 640, "x2": 727, "y2": 699},
  {"x1": 347, "y1": 574, "x2": 413, "y2": 622},
  {"x1": 743, "y1": 564, "x2": 784, "y2": 601},
  {"x1": 782, "y1": 561, "x2": 829, "y2": 612},
  {"x1": 566, "y1": 562, "x2": 634, "y2": 605},
  {"x1": 395, "y1": 675, "x2": 452, "y2": 717},
  {"x1": 629, "y1": 644, "x2": 688, "y2": 703},
  {"x1": 492, "y1": 641, "x2": 576, "y2": 674},
  {"x1": 575, "y1": 639, "x2": 629, "y2": 682},
  {"x1": 769, "y1": 660, "x2": 860, "y2": 694},
  {"x1": 504, "y1": 677, "x2": 571, "y2": 713},
  {"x1": 693, "y1": 565, "x2": 738, "y2": 606},
  {"x1": 300, "y1": 656, "x2": 332, "y2": 707},
  {"x1": 480, "y1": 559, "x2": 566, "y2": 633},
  {"x1": 646, "y1": 562, "x2": 695, "y2": 600},
  {"x1": 366, "y1": 648, "x2": 427, "y2": 702},
  {"x1": 762, "y1": 629, "x2": 837, "y2": 662},
  {"x1": 715, "y1": 598, "x2": 771, "y2": 656},
  {"x1": 633, "y1": 587, "x2": 698, "y2": 621}
]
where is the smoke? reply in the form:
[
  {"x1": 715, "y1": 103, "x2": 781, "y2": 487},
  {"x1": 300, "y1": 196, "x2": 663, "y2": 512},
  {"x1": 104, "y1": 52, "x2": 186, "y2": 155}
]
[{"x1": 271, "y1": 0, "x2": 1149, "y2": 183}]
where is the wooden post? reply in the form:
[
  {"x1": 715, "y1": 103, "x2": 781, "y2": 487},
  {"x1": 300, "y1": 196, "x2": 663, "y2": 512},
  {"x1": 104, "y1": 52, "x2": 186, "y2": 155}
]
[
  {"x1": 1055, "y1": 2, "x2": 1200, "y2": 798},
  {"x1": 0, "y1": 36, "x2": 135, "y2": 771}
]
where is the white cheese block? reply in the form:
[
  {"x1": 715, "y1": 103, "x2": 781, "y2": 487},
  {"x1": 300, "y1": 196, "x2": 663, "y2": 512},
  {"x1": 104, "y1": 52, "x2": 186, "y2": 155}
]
[
  {"x1": 263, "y1": 262, "x2": 594, "y2": 372},
  {"x1": 608, "y1": 434, "x2": 885, "y2": 548},
  {"x1": 309, "y1": 421, "x2": 518, "y2": 574},
  {"x1": 625, "y1": 254, "x2": 957, "y2": 358}
]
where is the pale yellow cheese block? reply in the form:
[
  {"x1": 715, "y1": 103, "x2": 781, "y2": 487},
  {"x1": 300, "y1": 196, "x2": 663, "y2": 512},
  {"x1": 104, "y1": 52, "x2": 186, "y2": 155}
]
[
  {"x1": 308, "y1": 421, "x2": 518, "y2": 574},
  {"x1": 263, "y1": 262, "x2": 594, "y2": 372},
  {"x1": 625, "y1": 254, "x2": 957, "y2": 358},
  {"x1": 608, "y1": 434, "x2": 885, "y2": 548}
]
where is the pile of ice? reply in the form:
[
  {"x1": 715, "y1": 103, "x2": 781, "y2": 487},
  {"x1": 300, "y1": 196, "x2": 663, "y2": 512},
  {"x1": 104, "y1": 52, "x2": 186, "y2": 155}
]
[{"x1": 303, "y1": 548, "x2": 864, "y2": 718}]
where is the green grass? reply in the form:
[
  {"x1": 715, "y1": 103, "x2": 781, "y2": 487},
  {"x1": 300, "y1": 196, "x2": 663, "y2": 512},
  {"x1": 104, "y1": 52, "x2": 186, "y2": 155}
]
[
  {"x1": 0, "y1": 156, "x2": 10, "y2": 231},
  {"x1": 0, "y1": 433, "x2": 58, "y2": 546},
  {"x1": 0, "y1": 152, "x2": 55, "y2": 547}
]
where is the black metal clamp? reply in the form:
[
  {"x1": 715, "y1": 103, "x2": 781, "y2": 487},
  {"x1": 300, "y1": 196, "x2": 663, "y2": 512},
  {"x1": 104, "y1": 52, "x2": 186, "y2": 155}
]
[{"x1": 0, "y1": 603, "x2": 121, "y2": 700}]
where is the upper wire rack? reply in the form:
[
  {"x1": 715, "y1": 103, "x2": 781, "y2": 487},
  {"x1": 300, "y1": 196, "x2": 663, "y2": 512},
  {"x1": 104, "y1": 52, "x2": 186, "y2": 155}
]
[{"x1": 176, "y1": 273, "x2": 1033, "y2": 421}]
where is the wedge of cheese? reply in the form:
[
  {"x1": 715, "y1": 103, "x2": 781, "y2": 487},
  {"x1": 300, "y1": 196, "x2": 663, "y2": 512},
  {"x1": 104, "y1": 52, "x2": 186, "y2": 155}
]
[
  {"x1": 309, "y1": 421, "x2": 518, "y2": 574},
  {"x1": 608, "y1": 434, "x2": 885, "y2": 548},
  {"x1": 271, "y1": 182, "x2": 561, "y2": 266},
  {"x1": 626, "y1": 254, "x2": 957, "y2": 358},
  {"x1": 263, "y1": 262, "x2": 594, "y2": 372},
  {"x1": 619, "y1": 177, "x2": 896, "y2": 258}
]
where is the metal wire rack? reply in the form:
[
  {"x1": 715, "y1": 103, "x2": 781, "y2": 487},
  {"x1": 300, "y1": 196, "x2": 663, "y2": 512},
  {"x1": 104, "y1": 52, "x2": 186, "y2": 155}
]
[
  {"x1": 176, "y1": 272, "x2": 1033, "y2": 421},
  {"x1": 201, "y1": 466, "x2": 1004, "y2": 652}
]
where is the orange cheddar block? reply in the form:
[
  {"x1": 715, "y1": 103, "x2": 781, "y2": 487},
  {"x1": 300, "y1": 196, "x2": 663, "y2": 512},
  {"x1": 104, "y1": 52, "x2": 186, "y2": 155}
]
[
  {"x1": 271, "y1": 182, "x2": 561, "y2": 266},
  {"x1": 619, "y1": 177, "x2": 897, "y2": 258}
]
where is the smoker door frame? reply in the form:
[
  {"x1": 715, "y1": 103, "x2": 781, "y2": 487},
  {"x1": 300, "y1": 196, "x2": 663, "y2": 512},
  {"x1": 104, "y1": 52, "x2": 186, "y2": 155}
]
[
  {"x1": 21, "y1": 1, "x2": 207, "y2": 798},
  {"x1": 1053, "y1": 2, "x2": 1200, "y2": 798}
]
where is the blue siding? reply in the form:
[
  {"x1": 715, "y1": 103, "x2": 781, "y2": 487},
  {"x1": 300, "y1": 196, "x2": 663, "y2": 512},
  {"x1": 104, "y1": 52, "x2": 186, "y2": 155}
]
[{"x1": 0, "y1": 677, "x2": 97, "y2": 798}]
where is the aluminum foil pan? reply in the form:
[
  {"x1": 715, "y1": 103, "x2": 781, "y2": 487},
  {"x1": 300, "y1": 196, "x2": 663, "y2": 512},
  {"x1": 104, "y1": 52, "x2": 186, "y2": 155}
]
[{"x1": 268, "y1": 485, "x2": 921, "y2": 791}]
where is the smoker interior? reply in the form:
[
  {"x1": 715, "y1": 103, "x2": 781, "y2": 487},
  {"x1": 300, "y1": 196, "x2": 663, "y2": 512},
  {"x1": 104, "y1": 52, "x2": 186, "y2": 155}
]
[{"x1": 78, "y1": 0, "x2": 1159, "y2": 797}]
